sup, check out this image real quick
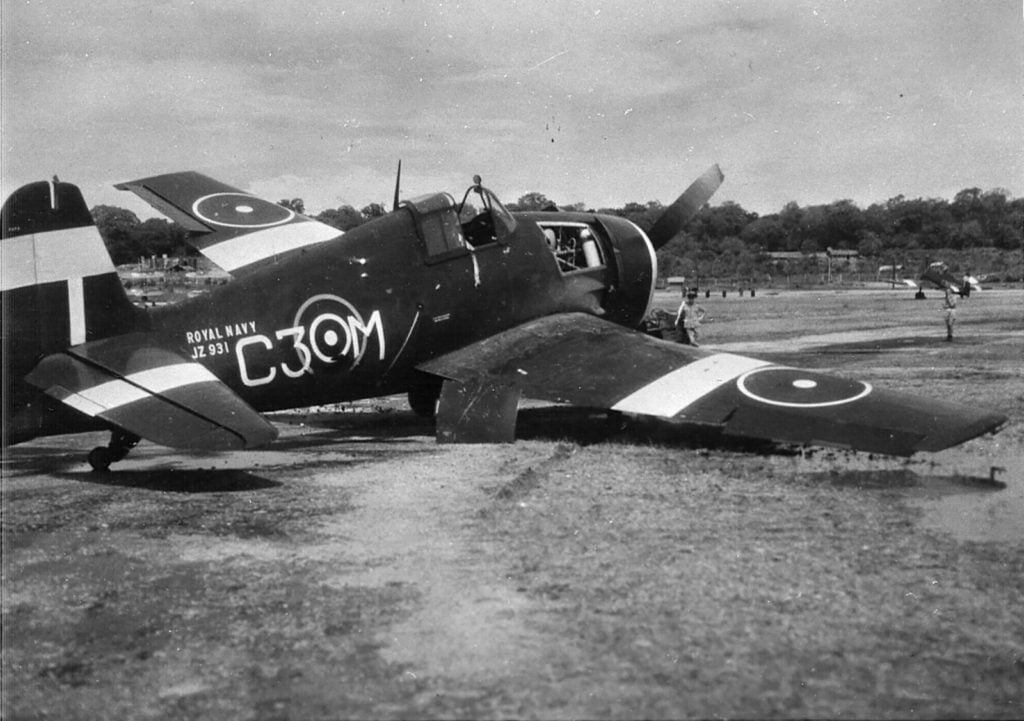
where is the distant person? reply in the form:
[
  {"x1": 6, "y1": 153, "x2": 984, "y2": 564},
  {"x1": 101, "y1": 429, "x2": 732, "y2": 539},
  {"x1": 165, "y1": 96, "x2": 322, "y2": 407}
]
[
  {"x1": 675, "y1": 290, "x2": 707, "y2": 346},
  {"x1": 942, "y1": 286, "x2": 958, "y2": 341}
]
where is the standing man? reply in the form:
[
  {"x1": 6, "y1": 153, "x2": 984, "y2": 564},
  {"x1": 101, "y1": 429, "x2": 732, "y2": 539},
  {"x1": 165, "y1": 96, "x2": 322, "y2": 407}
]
[
  {"x1": 675, "y1": 289, "x2": 707, "y2": 346},
  {"x1": 942, "y1": 286, "x2": 958, "y2": 341}
]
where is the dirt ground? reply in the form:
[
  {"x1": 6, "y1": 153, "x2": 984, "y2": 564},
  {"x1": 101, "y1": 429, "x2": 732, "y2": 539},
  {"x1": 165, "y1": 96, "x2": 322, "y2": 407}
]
[{"x1": 3, "y1": 289, "x2": 1023, "y2": 720}]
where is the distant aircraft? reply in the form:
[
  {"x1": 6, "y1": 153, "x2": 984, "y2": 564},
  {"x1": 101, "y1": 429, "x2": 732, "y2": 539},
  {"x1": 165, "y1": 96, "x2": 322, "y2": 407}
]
[
  {"x1": 882, "y1": 260, "x2": 982, "y2": 297},
  {"x1": 1, "y1": 167, "x2": 1006, "y2": 470}
]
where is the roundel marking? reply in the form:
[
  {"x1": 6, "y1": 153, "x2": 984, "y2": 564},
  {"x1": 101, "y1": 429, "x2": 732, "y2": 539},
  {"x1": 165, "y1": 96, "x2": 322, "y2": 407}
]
[
  {"x1": 192, "y1": 192, "x2": 295, "y2": 228},
  {"x1": 292, "y1": 294, "x2": 367, "y2": 368},
  {"x1": 736, "y1": 367, "x2": 872, "y2": 408}
]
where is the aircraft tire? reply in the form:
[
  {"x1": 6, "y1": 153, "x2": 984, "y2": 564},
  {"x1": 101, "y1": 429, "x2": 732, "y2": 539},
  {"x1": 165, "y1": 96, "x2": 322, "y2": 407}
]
[
  {"x1": 88, "y1": 446, "x2": 113, "y2": 473},
  {"x1": 408, "y1": 385, "x2": 441, "y2": 418}
]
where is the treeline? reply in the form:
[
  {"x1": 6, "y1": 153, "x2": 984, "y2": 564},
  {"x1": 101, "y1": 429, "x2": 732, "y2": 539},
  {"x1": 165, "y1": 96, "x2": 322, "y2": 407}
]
[
  {"x1": 512, "y1": 187, "x2": 1023, "y2": 282},
  {"x1": 91, "y1": 205, "x2": 192, "y2": 265},
  {"x1": 92, "y1": 187, "x2": 1022, "y2": 281}
]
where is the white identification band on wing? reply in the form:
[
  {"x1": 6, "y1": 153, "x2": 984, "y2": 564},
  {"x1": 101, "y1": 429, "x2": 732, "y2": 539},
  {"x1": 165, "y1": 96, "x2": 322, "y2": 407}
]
[
  {"x1": 612, "y1": 353, "x2": 772, "y2": 417},
  {"x1": 201, "y1": 221, "x2": 341, "y2": 272},
  {"x1": 1, "y1": 226, "x2": 115, "y2": 291},
  {"x1": 52, "y1": 362, "x2": 219, "y2": 416}
]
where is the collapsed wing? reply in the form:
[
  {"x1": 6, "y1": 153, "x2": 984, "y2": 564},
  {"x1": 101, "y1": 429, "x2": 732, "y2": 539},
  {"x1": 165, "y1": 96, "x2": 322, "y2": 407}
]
[
  {"x1": 419, "y1": 313, "x2": 1006, "y2": 455},
  {"x1": 115, "y1": 171, "x2": 340, "y2": 276},
  {"x1": 26, "y1": 333, "x2": 277, "y2": 450}
]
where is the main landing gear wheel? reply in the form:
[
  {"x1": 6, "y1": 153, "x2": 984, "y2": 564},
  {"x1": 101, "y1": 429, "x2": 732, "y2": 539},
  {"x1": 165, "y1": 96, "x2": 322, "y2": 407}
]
[
  {"x1": 408, "y1": 382, "x2": 442, "y2": 418},
  {"x1": 87, "y1": 430, "x2": 141, "y2": 472}
]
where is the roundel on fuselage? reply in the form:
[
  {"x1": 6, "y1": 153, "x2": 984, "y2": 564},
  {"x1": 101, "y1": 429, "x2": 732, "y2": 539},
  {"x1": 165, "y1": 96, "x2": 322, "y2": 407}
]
[{"x1": 192, "y1": 193, "x2": 295, "y2": 229}]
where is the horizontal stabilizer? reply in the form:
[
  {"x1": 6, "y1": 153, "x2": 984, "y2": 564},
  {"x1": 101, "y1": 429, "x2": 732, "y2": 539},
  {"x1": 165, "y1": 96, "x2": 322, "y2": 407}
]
[
  {"x1": 419, "y1": 313, "x2": 1006, "y2": 455},
  {"x1": 116, "y1": 171, "x2": 340, "y2": 275},
  {"x1": 26, "y1": 333, "x2": 277, "y2": 450}
]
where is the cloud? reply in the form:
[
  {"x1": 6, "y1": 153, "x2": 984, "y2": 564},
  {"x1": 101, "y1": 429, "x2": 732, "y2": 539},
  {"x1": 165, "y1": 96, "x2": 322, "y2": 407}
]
[{"x1": 3, "y1": 0, "x2": 1020, "y2": 216}]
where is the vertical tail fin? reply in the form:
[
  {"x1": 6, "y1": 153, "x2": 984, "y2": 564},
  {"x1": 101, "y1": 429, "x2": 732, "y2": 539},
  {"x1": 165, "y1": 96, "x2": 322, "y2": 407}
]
[
  {"x1": 2, "y1": 179, "x2": 141, "y2": 442},
  {"x1": 2, "y1": 178, "x2": 139, "y2": 347}
]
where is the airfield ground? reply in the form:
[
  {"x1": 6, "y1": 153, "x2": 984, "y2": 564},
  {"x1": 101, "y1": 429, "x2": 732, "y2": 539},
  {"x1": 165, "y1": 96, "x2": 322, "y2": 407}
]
[{"x1": 3, "y1": 288, "x2": 1023, "y2": 719}]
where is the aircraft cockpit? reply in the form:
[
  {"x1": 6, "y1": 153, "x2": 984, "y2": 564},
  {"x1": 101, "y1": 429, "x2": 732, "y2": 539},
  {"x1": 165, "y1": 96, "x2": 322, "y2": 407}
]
[
  {"x1": 401, "y1": 176, "x2": 518, "y2": 263},
  {"x1": 458, "y1": 175, "x2": 516, "y2": 247}
]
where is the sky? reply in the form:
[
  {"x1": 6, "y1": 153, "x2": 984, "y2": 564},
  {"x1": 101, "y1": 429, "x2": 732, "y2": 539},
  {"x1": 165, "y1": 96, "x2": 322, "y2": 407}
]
[{"x1": 2, "y1": 0, "x2": 1021, "y2": 219}]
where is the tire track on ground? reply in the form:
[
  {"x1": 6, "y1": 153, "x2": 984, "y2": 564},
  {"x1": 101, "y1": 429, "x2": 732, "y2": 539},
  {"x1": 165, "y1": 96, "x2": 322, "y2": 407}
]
[{"x1": 308, "y1": 443, "x2": 560, "y2": 682}]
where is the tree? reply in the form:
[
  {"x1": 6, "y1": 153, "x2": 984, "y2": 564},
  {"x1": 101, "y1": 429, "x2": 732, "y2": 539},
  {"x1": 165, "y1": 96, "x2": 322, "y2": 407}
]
[
  {"x1": 990, "y1": 221, "x2": 1022, "y2": 251},
  {"x1": 799, "y1": 237, "x2": 820, "y2": 254},
  {"x1": 703, "y1": 201, "x2": 755, "y2": 240},
  {"x1": 856, "y1": 231, "x2": 884, "y2": 258},
  {"x1": 316, "y1": 205, "x2": 364, "y2": 231},
  {"x1": 361, "y1": 202, "x2": 386, "y2": 219},
  {"x1": 131, "y1": 218, "x2": 189, "y2": 259},
  {"x1": 951, "y1": 188, "x2": 982, "y2": 221},
  {"x1": 92, "y1": 205, "x2": 140, "y2": 239},
  {"x1": 91, "y1": 205, "x2": 141, "y2": 264},
  {"x1": 740, "y1": 216, "x2": 787, "y2": 252},
  {"x1": 600, "y1": 200, "x2": 664, "y2": 234},
  {"x1": 798, "y1": 205, "x2": 828, "y2": 250},
  {"x1": 823, "y1": 199, "x2": 863, "y2": 248},
  {"x1": 508, "y1": 192, "x2": 556, "y2": 211},
  {"x1": 278, "y1": 198, "x2": 305, "y2": 214},
  {"x1": 778, "y1": 201, "x2": 802, "y2": 228},
  {"x1": 777, "y1": 201, "x2": 803, "y2": 251},
  {"x1": 950, "y1": 220, "x2": 986, "y2": 250}
]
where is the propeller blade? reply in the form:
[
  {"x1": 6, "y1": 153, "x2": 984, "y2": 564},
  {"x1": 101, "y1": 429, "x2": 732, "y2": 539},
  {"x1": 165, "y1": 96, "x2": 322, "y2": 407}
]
[{"x1": 647, "y1": 164, "x2": 724, "y2": 249}]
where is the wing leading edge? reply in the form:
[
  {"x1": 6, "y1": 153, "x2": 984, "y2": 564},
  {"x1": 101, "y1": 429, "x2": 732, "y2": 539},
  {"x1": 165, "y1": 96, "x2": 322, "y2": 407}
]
[
  {"x1": 26, "y1": 333, "x2": 277, "y2": 450},
  {"x1": 419, "y1": 313, "x2": 1006, "y2": 455}
]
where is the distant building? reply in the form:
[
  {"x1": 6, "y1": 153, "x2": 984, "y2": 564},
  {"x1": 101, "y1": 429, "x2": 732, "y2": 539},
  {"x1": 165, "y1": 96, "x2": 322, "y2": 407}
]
[
  {"x1": 826, "y1": 247, "x2": 860, "y2": 271},
  {"x1": 767, "y1": 249, "x2": 860, "y2": 271},
  {"x1": 767, "y1": 251, "x2": 808, "y2": 262}
]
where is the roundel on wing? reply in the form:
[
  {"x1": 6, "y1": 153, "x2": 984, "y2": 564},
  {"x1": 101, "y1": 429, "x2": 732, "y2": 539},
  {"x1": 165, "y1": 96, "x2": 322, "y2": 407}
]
[
  {"x1": 192, "y1": 193, "x2": 295, "y2": 229},
  {"x1": 737, "y1": 367, "x2": 872, "y2": 408}
]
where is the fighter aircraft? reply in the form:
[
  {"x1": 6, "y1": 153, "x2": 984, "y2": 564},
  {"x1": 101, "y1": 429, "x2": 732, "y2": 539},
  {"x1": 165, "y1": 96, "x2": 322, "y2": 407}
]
[
  {"x1": 882, "y1": 260, "x2": 982, "y2": 297},
  {"x1": 1, "y1": 167, "x2": 1006, "y2": 470}
]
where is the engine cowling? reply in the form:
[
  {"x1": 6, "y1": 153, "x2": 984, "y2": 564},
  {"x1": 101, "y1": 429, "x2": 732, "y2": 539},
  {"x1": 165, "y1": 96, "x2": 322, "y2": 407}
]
[{"x1": 594, "y1": 214, "x2": 658, "y2": 328}]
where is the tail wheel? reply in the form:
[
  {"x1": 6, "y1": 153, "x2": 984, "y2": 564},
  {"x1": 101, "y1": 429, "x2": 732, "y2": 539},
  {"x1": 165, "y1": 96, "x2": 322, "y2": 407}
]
[
  {"x1": 87, "y1": 446, "x2": 113, "y2": 472},
  {"x1": 86, "y1": 430, "x2": 140, "y2": 472}
]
